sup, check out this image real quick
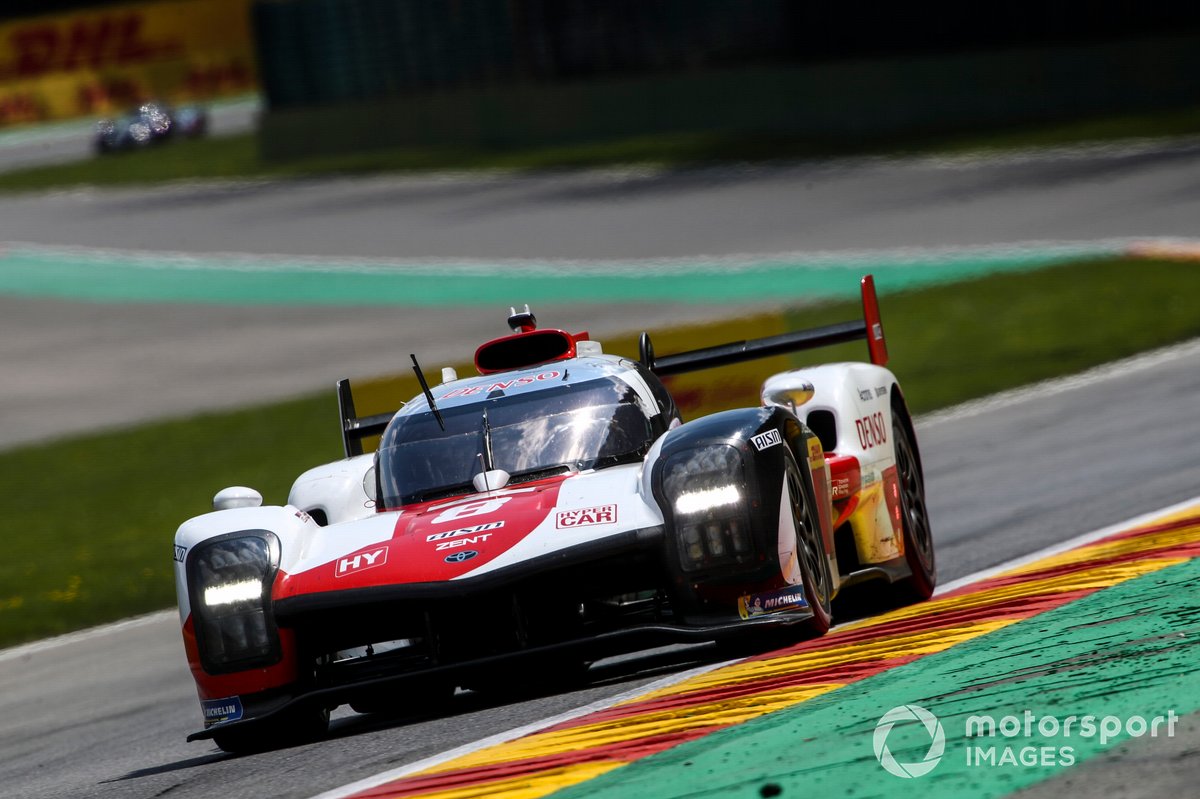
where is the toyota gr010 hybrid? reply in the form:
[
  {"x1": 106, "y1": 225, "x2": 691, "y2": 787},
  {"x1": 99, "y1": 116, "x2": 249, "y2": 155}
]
[{"x1": 173, "y1": 275, "x2": 935, "y2": 751}]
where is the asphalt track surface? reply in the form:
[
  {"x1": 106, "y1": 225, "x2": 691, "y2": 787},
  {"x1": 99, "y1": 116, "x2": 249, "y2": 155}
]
[
  {"x1": 2, "y1": 140, "x2": 1200, "y2": 798},
  {"x1": 2, "y1": 136, "x2": 1200, "y2": 447},
  {"x1": 4, "y1": 138, "x2": 1200, "y2": 260}
]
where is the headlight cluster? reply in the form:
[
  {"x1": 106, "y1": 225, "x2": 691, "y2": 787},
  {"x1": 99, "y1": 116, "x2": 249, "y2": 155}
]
[
  {"x1": 662, "y1": 445, "x2": 755, "y2": 572},
  {"x1": 188, "y1": 532, "x2": 281, "y2": 673}
]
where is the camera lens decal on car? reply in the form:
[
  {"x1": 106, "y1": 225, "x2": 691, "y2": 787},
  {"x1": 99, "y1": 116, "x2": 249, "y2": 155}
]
[{"x1": 444, "y1": 550, "x2": 479, "y2": 563}]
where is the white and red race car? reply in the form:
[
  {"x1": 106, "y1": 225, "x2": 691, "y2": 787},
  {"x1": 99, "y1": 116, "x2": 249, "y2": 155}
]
[{"x1": 173, "y1": 276, "x2": 935, "y2": 751}]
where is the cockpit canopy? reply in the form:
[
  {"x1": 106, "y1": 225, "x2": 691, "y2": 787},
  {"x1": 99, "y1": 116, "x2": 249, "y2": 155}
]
[{"x1": 377, "y1": 375, "x2": 659, "y2": 508}]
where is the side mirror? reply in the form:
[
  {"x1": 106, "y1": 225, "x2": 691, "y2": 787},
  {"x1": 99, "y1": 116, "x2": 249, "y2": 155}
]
[
  {"x1": 363, "y1": 465, "x2": 378, "y2": 506},
  {"x1": 213, "y1": 486, "x2": 263, "y2": 511},
  {"x1": 472, "y1": 469, "x2": 511, "y2": 493},
  {"x1": 762, "y1": 378, "x2": 816, "y2": 413}
]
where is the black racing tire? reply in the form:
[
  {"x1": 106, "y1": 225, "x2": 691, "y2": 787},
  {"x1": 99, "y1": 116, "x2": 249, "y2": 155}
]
[
  {"x1": 212, "y1": 704, "x2": 330, "y2": 754},
  {"x1": 892, "y1": 404, "x2": 936, "y2": 601},
  {"x1": 784, "y1": 447, "x2": 833, "y2": 635}
]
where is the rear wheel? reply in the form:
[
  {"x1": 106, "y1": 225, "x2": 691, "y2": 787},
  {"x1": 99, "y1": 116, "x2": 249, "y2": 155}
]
[
  {"x1": 892, "y1": 407, "x2": 936, "y2": 601},
  {"x1": 784, "y1": 449, "x2": 833, "y2": 635}
]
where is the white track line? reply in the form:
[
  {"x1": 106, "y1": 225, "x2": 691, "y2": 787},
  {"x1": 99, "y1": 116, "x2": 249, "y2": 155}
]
[
  {"x1": 935, "y1": 494, "x2": 1200, "y2": 596},
  {"x1": 0, "y1": 235, "x2": 1181, "y2": 274},
  {"x1": 0, "y1": 608, "x2": 174, "y2": 664},
  {"x1": 917, "y1": 336, "x2": 1200, "y2": 429}
]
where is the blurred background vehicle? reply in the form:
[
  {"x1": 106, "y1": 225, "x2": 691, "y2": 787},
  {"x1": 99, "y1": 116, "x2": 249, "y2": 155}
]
[{"x1": 92, "y1": 101, "x2": 208, "y2": 154}]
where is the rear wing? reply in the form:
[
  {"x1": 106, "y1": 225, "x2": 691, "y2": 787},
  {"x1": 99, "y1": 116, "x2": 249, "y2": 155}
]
[
  {"x1": 336, "y1": 275, "x2": 888, "y2": 457},
  {"x1": 640, "y1": 274, "x2": 887, "y2": 376}
]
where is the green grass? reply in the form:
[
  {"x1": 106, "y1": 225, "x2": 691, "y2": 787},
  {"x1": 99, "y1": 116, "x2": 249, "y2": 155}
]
[
  {"x1": 778, "y1": 257, "x2": 1200, "y2": 413},
  {"x1": 2, "y1": 256, "x2": 1199, "y2": 648},
  {"x1": 3, "y1": 105, "x2": 1200, "y2": 193}
]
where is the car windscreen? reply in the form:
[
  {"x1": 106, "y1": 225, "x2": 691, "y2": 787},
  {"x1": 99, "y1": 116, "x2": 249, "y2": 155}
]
[{"x1": 377, "y1": 377, "x2": 654, "y2": 508}]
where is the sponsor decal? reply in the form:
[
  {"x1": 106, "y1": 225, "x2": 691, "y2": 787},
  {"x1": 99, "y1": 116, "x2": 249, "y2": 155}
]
[
  {"x1": 856, "y1": 411, "x2": 888, "y2": 450},
  {"x1": 173, "y1": 544, "x2": 187, "y2": 563},
  {"x1": 875, "y1": 385, "x2": 888, "y2": 397},
  {"x1": 431, "y1": 496, "x2": 513, "y2": 524},
  {"x1": 0, "y1": 0, "x2": 258, "y2": 127},
  {"x1": 831, "y1": 475, "x2": 853, "y2": 500},
  {"x1": 435, "y1": 534, "x2": 493, "y2": 551},
  {"x1": 335, "y1": 545, "x2": 388, "y2": 577},
  {"x1": 444, "y1": 550, "x2": 478, "y2": 564},
  {"x1": 201, "y1": 695, "x2": 243, "y2": 728},
  {"x1": 426, "y1": 521, "x2": 504, "y2": 542},
  {"x1": 441, "y1": 370, "x2": 562, "y2": 399},
  {"x1": 806, "y1": 436, "x2": 824, "y2": 471},
  {"x1": 556, "y1": 504, "x2": 617, "y2": 528},
  {"x1": 858, "y1": 388, "x2": 874, "y2": 402},
  {"x1": 427, "y1": 487, "x2": 535, "y2": 514},
  {"x1": 737, "y1": 586, "x2": 809, "y2": 620},
  {"x1": 751, "y1": 429, "x2": 782, "y2": 452},
  {"x1": 294, "y1": 509, "x2": 312, "y2": 523}
]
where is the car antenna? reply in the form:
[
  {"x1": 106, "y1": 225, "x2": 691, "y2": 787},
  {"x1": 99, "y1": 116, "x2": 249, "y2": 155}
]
[
  {"x1": 410, "y1": 353, "x2": 445, "y2": 431},
  {"x1": 481, "y1": 406, "x2": 494, "y2": 472}
]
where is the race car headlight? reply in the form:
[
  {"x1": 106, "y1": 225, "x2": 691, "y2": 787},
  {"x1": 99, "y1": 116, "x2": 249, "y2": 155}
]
[
  {"x1": 661, "y1": 445, "x2": 754, "y2": 571},
  {"x1": 187, "y1": 531, "x2": 282, "y2": 673}
]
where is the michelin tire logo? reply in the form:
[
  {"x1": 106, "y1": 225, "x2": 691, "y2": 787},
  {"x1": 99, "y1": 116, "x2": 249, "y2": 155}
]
[{"x1": 874, "y1": 704, "x2": 945, "y2": 778}]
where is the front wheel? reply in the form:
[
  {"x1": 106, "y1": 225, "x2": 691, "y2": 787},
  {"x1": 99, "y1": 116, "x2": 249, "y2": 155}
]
[
  {"x1": 892, "y1": 407, "x2": 936, "y2": 601},
  {"x1": 785, "y1": 448, "x2": 833, "y2": 635}
]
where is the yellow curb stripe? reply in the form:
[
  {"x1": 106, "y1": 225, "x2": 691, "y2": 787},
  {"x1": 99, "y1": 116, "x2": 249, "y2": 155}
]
[
  {"x1": 421, "y1": 683, "x2": 842, "y2": 775},
  {"x1": 386, "y1": 761, "x2": 625, "y2": 799},
  {"x1": 627, "y1": 618, "x2": 1017, "y2": 704},
  {"x1": 1003, "y1": 519, "x2": 1200, "y2": 576},
  {"x1": 638, "y1": 556, "x2": 1183, "y2": 705},
  {"x1": 837, "y1": 557, "x2": 1183, "y2": 631},
  {"x1": 1127, "y1": 242, "x2": 1200, "y2": 261}
]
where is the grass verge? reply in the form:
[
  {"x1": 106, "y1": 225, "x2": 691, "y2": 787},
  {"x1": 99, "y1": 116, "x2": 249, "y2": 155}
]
[
  {"x1": 2, "y1": 256, "x2": 1199, "y2": 648},
  {"x1": 2, "y1": 105, "x2": 1200, "y2": 193}
]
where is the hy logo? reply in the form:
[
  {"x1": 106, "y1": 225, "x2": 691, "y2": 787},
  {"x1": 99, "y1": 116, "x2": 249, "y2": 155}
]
[{"x1": 873, "y1": 704, "x2": 945, "y2": 778}]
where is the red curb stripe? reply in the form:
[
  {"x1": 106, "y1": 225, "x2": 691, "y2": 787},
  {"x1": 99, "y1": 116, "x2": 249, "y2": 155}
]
[
  {"x1": 573, "y1": 591, "x2": 1095, "y2": 730},
  {"x1": 558, "y1": 656, "x2": 921, "y2": 730},
  {"x1": 354, "y1": 728, "x2": 719, "y2": 799},
  {"x1": 1095, "y1": 513, "x2": 1200, "y2": 544},
  {"x1": 943, "y1": 514, "x2": 1200, "y2": 598},
  {"x1": 984, "y1": 543, "x2": 1200, "y2": 588}
]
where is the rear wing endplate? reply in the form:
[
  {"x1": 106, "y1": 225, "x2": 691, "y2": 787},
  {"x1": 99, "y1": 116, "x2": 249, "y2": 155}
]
[
  {"x1": 640, "y1": 274, "x2": 888, "y2": 376},
  {"x1": 336, "y1": 379, "x2": 394, "y2": 458}
]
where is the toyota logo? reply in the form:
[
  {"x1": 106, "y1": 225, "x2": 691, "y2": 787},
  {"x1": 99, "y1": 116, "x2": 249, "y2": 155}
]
[{"x1": 444, "y1": 550, "x2": 479, "y2": 564}]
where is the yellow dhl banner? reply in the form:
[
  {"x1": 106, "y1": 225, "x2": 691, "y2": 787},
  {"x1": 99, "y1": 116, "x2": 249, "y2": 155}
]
[{"x1": 0, "y1": 0, "x2": 257, "y2": 126}]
